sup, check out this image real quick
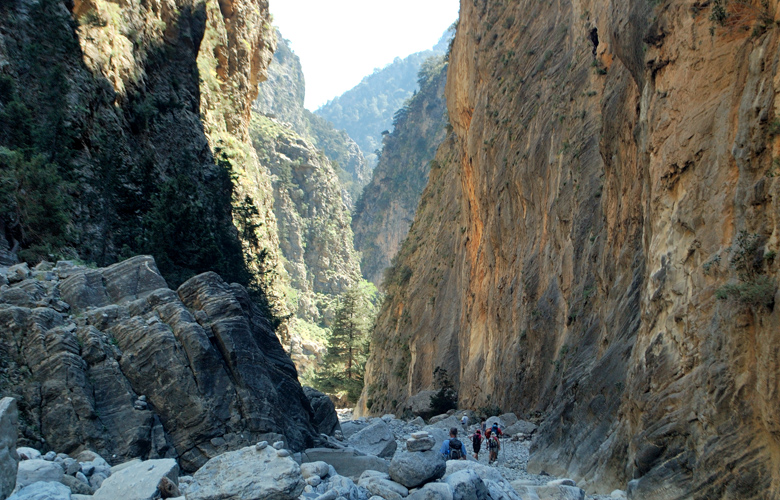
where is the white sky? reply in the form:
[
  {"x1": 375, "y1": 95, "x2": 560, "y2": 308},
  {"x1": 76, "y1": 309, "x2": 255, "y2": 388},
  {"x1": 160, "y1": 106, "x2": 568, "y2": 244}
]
[{"x1": 269, "y1": 0, "x2": 460, "y2": 110}]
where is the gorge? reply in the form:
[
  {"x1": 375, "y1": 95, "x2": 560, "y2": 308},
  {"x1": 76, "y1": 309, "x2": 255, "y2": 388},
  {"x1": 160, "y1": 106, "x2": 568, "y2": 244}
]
[{"x1": 1, "y1": 0, "x2": 779, "y2": 499}]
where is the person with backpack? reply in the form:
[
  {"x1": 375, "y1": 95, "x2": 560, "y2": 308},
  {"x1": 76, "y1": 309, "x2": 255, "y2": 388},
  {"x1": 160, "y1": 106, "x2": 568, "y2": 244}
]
[
  {"x1": 471, "y1": 429, "x2": 483, "y2": 460},
  {"x1": 440, "y1": 427, "x2": 467, "y2": 460},
  {"x1": 487, "y1": 431, "x2": 501, "y2": 464}
]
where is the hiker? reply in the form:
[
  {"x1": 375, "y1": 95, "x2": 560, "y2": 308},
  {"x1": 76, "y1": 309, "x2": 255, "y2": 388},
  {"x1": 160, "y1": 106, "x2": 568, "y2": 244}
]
[
  {"x1": 471, "y1": 429, "x2": 483, "y2": 460},
  {"x1": 486, "y1": 422, "x2": 503, "y2": 439},
  {"x1": 487, "y1": 429, "x2": 501, "y2": 464},
  {"x1": 481, "y1": 418, "x2": 487, "y2": 434},
  {"x1": 461, "y1": 413, "x2": 469, "y2": 431},
  {"x1": 440, "y1": 427, "x2": 467, "y2": 460}
]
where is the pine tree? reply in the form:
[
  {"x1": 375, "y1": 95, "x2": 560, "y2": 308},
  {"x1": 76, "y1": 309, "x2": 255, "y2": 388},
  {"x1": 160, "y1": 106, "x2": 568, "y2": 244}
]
[{"x1": 315, "y1": 281, "x2": 380, "y2": 404}]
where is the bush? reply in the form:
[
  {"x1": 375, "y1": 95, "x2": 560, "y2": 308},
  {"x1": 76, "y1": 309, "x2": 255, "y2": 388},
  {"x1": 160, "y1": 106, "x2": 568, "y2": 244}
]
[
  {"x1": 716, "y1": 231, "x2": 777, "y2": 310},
  {"x1": 430, "y1": 367, "x2": 457, "y2": 415}
]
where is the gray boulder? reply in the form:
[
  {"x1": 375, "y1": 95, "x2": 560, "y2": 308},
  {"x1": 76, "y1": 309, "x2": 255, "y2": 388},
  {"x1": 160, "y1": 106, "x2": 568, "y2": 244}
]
[
  {"x1": 340, "y1": 420, "x2": 368, "y2": 440},
  {"x1": 303, "y1": 387, "x2": 341, "y2": 437},
  {"x1": 300, "y1": 461, "x2": 330, "y2": 480},
  {"x1": 406, "y1": 391, "x2": 438, "y2": 418},
  {"x1": 389, "y1": 450, "x2": 446, "y2": 489},
  {"x1": 187, "y1": 445, "x2": 303, "y2": 500},
  {"x1": 358, "y1": 472, "x2": 408, "y2": 500},
  {"x1": 1, "y1": 398, "x2": 19, "y2": 500},
  {"x1": 60, "y1": 475, "x2": 93, "y2": 496},
  {"x1": 0, "y1": 256, "x2": 319, "y2": 472},
  {"x1": 509, "y1": 481, "x2": 585, "y2": 500},
  {"x1": 406, "y1": 436, "x2": 436, "y2": 452},
  {"x1": 408, "y1": 482, "x2": 454, "y2": 500},
  {"x1": 7, "y1": 482, "x2": 71, "y2": 500},
  {"x1": 408, "y1": 417, "x2": 426, "y2": 427},
  {"x1": 15, "y1": 449, "x2": 40, "y2": 461},
  {"x1": 15, "y1": 461, "x2": 63, "y2": 492},
  {"x1": 93, "y1": 459, "x2": 178, "y2": 500},
  {"x1": 301, "y1": 448, "x2": 389, "y2": 481},
  {"x1": 445, "y1": 469, "x2": 490, "y2": 500},
  {"x1": 497, "y1": 414, "x2": 518, "y2": 427},
  {"x1": 347, "y1": 420, "x2": 397, "y2": 458},
  {"x1": 6, "y1": 264, "x2": 30, "y2": 284},
  {"x1": 503, "y1": 421, "x2": 538, "y2": 437}
]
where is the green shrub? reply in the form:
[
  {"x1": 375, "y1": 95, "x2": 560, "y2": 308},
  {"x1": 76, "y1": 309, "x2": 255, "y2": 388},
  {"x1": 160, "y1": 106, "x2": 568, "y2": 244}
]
[{"x1": 716, "y1": 231, "x2": 777, "y2": 310}]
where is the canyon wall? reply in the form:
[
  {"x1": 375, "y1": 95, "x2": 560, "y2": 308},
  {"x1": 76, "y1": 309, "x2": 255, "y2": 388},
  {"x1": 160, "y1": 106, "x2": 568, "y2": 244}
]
[
  {"x1": 359, "y1": 0, "x2": 780, "y2": 498},
  {"x1": 352, "y1": 56, "x2": 449, "y2": 287}
]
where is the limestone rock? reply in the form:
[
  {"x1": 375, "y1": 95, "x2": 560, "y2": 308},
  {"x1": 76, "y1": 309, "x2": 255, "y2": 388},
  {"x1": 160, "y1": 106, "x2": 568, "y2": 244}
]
[
  {"x1": 300, "y1": 462, "x2": 330, "y2": 480},
  {"x1": 301, "y1": 448, "x2": 389, "y2": 481},
  {"x1": 444, "y1": 469, "x2": 490, "y2": 500},
  {"x1": 347, "y1": 420, "x2": 397, "y2": 458},
  {"x1": 15, "y1": 449, "x2": 40, "y2": 461},
  {"x1": 503, "y1": 421, "x2": 538, "y2": 437},
  {"x1": 406, "y1": 436, "x2": 435, "y2": 452},
  {"x1": 0, "y1": 256, "x2": 318, "y2": 472},
  {"x1": 408, "y1": 482, "x2": 454, "y2": 500},
  {"x1": 389, "y1": 450, "x2": 446, "y2": 489},
  {"x1": 340, "y1": 421, "x2": 368, "y2": 440},
  {"x1": 187, "y1": 445, "x2": 304, "y2": 500},
  {"x1": 510, "y1": 482, "x2": 585, "y2": 500},
  {"x1": 7, "y1": 482, "x2": 71, "y2": 500},
  {"x1": 304, "y1": 387, "x2": 342, "y2": 437},
  {"x1": 358, "y1": 473, "x2": 408, "y2": 500},
  {"x1": 0, "y1": 398, "x2": 19, "y2": 499},
  {"x1": 15, "y1": 461, "x2": 64, "y2": 492},
  {"x1": 60, "y1": 475, "x2": 94, "y2": 495},
  {"x1": 92, "y1": 459, "x2": 178, "y2": 500}
]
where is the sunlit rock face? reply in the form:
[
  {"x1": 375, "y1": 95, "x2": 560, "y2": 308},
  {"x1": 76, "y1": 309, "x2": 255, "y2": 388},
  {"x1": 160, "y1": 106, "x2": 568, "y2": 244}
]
[{"x1": 359, "y1": 0, "x2": 780, "y2": 498}]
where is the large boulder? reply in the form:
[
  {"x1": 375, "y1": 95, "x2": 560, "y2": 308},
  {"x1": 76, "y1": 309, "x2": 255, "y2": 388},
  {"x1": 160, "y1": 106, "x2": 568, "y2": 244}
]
[
  {"x1": 340, "y1": 420, "x2": 369, "y2": 440},
  {"x1": 7, "y1": 482, "x2": 71, "y2": 500},
  {"x1": 301, "y1": 448, "x2": 389, "y2": 481},
  {"x1": 406, "y1": 391, "x2": 437, "y2": 418},
  {"x1": 14, "y1": 461, "x2": 63, "y2": 492},
  {"x1": 347, "y1": 420, "x2": 397, "y2": 458},
  {"x1": 408, "y1": 482, "x2": 454, "y2": 500},
  {"x1": 303, "y1": 387, "x2": 341, "y2": 437},
  {"x1": 0, "y1": 256, "x2": 319, "y2": 472},
  {"x1": 187, "y1": 445, "x2": 304, "y2": 500},
  {"x1": 0, "y1": 398, "x2": 19, "y2": 500},
  {"x1": 358, "y1": 472, "x2": 409, "y2": 500},
  {"x1": 92, "y1": 459, "x2": 178, "y2": 500},
  {"x1": 503, "y1": 421, "x2": 538, "y2": 436},
  {"x1": 509, "y1": 482, "x2": 585, "y2": 500},
  {"x1": 445, "y1": 469, "x2": 490, "y2": 500},
  {"x1": 389, "y1": 450, "x2": 446, "y2": 489},
  {"x1": 497, "y1": 413, "x2": 518, "y2": 427}
]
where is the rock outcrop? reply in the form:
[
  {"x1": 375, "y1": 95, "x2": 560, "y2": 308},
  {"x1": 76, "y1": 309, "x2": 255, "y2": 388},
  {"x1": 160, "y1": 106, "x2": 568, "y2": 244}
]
[
  {"x1": 0, "y1": 256, "x2": 319, "y2": 472},
  {"x1": 0, "y1": 398, "x2": 19, "y2": 499},
  {"x1": 254, "y1": 34, "x2": 371, "y2": 202},
  {"x1": 352, "y1": 56, "x2": 449, "y2": 287},
  {"x1": 359, "y1": 0, "x2": 780, "y2": 498}
]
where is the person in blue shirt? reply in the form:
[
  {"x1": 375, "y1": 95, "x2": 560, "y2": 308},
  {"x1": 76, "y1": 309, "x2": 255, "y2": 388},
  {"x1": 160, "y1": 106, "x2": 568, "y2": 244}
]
[{"x1": 440, "y1": 427, "x2": 466, "y2": 460}]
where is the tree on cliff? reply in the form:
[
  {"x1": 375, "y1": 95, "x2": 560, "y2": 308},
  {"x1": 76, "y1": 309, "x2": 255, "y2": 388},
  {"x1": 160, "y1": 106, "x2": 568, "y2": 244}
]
[{"x1": 314, "y1": 281, "x2": 380, "y2": 404}]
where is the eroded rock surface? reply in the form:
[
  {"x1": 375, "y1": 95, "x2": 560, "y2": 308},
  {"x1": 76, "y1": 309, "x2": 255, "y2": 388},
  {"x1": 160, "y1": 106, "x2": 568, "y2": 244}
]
[
  {"x1": 359, "y1": 0, "x2": 780, "y2": 498},
  {"x1": 0, "y1": 256, "x2": 318, "y2": 472},
  {"x1": 0, "y1": 398, "x2": 19, "y2": 499}
]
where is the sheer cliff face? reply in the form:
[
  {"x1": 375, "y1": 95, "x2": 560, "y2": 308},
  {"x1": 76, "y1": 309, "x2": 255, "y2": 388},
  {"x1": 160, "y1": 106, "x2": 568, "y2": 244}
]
[
  {"x1": 352, "y1": 58, "x2": 449, "y2": 288},
  {"x1": 0, "y1": 0, "x2": 283, "y2": 296},
  {"x1": 360, "y1": 0, "x2": 780, "y2": 498}
]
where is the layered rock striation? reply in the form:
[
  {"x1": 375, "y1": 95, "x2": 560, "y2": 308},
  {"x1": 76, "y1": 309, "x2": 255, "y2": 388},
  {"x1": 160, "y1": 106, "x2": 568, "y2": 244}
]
[
  {"x1": 0, "y1": 257, "x2": 319, "y2": 472},
  {"x1": 360, "y1": 0, "x2": 780, "y2": 498}
]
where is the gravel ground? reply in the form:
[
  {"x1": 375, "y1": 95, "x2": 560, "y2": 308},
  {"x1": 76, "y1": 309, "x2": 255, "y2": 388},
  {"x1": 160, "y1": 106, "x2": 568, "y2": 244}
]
[{"x1": 337, "y1": 410, "x2": 617, "y2": 500}]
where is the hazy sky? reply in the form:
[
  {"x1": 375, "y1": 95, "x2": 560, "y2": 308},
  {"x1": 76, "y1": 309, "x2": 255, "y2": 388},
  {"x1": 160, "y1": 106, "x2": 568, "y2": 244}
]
[{"x1": 270, "y1": 0, "x2": 460, "y2": 110}]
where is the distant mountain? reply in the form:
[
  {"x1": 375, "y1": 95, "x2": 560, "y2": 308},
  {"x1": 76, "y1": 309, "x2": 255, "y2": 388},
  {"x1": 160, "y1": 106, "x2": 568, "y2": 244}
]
[{"x1": 315, "y1": 29, "x2": 453, "y2": 167}]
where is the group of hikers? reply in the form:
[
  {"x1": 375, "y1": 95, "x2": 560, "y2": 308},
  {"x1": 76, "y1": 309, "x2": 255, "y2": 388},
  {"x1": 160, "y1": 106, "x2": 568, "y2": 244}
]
[{"x1": 440, "y1": 415, "x2": 503, "y2": 465}]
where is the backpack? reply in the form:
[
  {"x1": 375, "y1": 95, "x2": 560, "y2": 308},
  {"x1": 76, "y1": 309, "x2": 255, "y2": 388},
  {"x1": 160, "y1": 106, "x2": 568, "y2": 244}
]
[
  {"x1": 472, "y1": 434, "x2": 482, "y2": 452},
  {"x1": 488, "y1": 436, "x2": 499, "y2": 450},
  {"x1": 448, "y1": 438, "x2": 464, "y2": 460}
]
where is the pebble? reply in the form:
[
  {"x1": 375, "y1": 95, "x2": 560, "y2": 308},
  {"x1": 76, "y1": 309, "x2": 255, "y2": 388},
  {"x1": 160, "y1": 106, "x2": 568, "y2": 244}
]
[
  {"x1": 255, "y1": 441, "x2": 268, "y2": 450},
  {"x1": 276, "y1": 449, "x2": 290, "y2": 458},
  {"x1": 273, "y1": 441, "x2": 285, "y2": 450}
]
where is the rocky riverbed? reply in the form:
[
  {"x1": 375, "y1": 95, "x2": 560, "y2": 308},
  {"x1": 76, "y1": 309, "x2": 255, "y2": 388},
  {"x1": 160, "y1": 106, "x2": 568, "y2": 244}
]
[{"x1": 2, "y1": 397, "x2": 628, "y2": 500}]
